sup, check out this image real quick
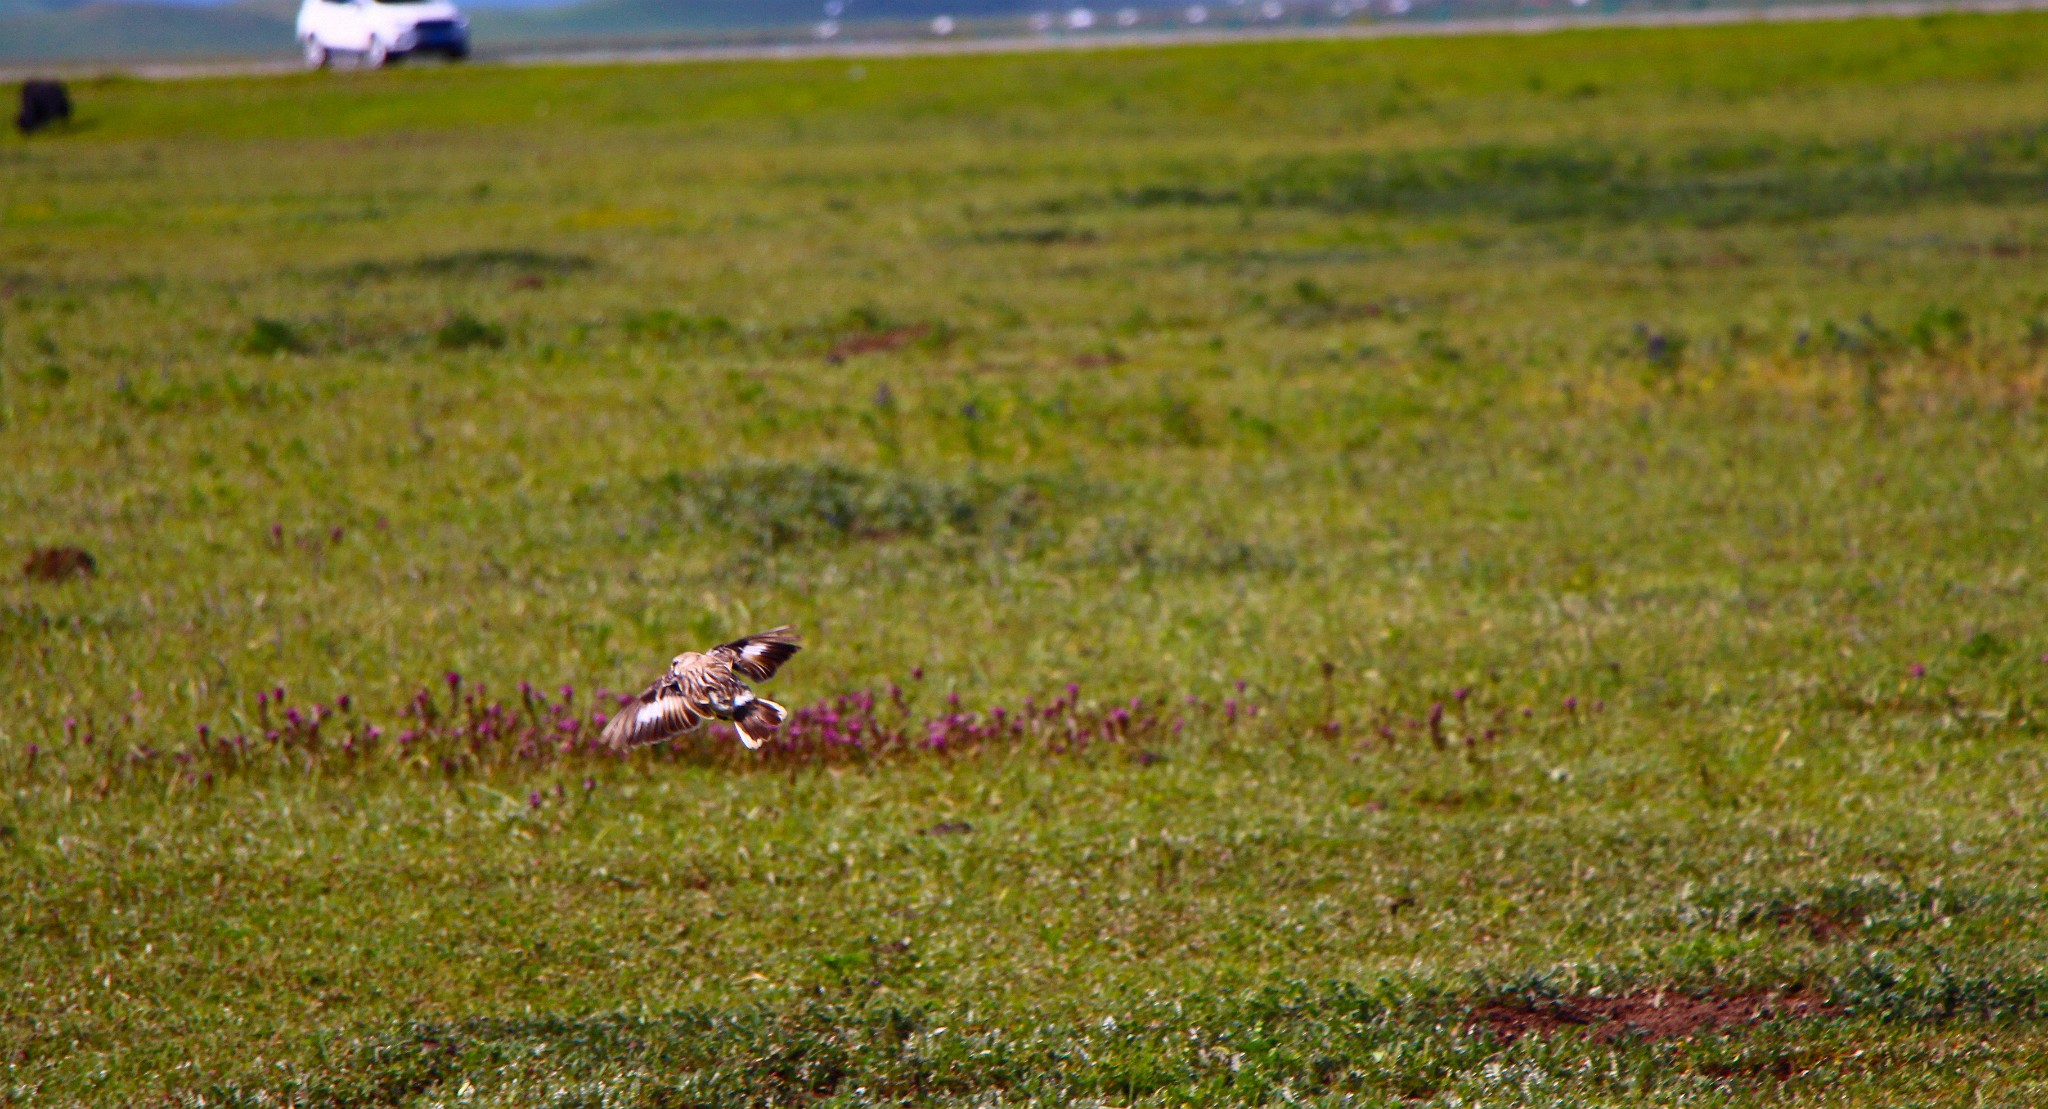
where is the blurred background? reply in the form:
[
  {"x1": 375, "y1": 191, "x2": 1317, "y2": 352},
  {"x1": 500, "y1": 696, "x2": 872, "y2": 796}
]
[{"x1": 0, "y1": 0, "x2": 1992, "y2": 70}]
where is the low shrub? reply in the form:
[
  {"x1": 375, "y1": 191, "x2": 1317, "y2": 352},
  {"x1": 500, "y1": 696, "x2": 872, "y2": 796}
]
[
  {"x1": 434, "y1": 312, "x2": 506, "y2": 351},
  {"x1": 240, "y1": 317, "x2": 309, "y2": 356},
  {"x1": 652, "y1": 460, "x2": 1049, "y2": 549}
]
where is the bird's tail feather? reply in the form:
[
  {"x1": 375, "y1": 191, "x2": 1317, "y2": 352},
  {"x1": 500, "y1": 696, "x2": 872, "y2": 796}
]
[{"x1": 734, "y1": 698, "x2": 787, "y2": 749}]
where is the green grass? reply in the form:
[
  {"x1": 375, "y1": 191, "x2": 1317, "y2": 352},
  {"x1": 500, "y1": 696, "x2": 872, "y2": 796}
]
[{"x1": 5, "y1": 14, "x2": 2048, "y2": 1105}]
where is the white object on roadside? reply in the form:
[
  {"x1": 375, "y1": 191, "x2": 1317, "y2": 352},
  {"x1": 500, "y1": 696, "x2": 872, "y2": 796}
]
[{"x1": 295, "y1": 0, "x2": 469, "y2": 70}]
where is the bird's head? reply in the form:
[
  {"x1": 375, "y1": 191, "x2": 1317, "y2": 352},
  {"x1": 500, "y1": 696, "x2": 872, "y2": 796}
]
[{"x1": 669, "y1": 651, "x2": 703, "y2": 674}]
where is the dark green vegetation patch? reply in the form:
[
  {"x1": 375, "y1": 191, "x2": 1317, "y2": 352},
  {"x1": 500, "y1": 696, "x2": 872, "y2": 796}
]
[
  {"x1": 651, "y1": 460, "x2": 1056, "y2": 549},
  {"x1": 1114, "y1": 126, "x2": 2048, "y2": 227}
]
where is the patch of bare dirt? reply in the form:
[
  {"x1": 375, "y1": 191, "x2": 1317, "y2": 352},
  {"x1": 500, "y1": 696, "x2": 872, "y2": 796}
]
[
  {"x1": 22, "y1": 546, "x2": 95, "y2": 582},
  {"x1": 1771, "y1": 905, "x2": 1858, "y2": 943},
  {"x1": 1474, "y1": 990, "x2": 1835, "y2": 1044},
  {"x1": 827, "y1": 324, "x2": 932, "y2": 363}
]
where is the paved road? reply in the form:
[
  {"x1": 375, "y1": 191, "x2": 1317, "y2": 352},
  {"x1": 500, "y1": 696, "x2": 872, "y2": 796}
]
[
  {"x1": 15, "y1": 0, "x2": 2048, "y2": 81},
  {"x1": 497, "y1": 0, "x2": 2048, "y2": 69}
]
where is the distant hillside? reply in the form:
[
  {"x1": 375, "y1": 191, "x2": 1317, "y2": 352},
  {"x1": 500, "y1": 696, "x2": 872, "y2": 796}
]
[
  {"x1": 0, "y1": 1, "x2": 293, "y2": 63},
  {"x1": 0, "y1": 0, "x2": 1189, "y2": 65},
  {"x1": 0, "y1": 0, "x2": 80, "y2": 15}
]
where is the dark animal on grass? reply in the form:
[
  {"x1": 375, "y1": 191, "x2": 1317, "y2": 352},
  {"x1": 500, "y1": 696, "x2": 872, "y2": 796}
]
[
  {"x1": 22, "y1": 546, "x2": 94, "y2": 582},
  {"x1": 602, "y1": 627, "x2": 802, "y2": 750},
  {"x1": 16, "y1": 80, "x2": 72, "y2": 136}
]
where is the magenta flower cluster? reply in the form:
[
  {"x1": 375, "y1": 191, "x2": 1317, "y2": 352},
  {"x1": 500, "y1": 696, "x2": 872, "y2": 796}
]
[
  {"x1": 737, "y1": 677, "x2": 1203, "y2": 765},
  {"x1": 157, "y1": 675, "x2": 614, "y2": 784},
  {"x1": 40, "y1": 665, "x2": 1632, "y2": 795},
  {"x1": 113, "y1": 670, "x2": 1269, "y2": 787}
]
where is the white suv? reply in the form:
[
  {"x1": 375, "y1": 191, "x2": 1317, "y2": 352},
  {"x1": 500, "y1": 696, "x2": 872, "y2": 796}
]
[{"x1": 297, "y1": 0, "x2": 470, "y2": 69}]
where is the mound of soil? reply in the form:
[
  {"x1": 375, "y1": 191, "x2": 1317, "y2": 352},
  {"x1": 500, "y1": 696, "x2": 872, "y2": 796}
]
[
  {"x1": 1474, "y1": 990, "x2": 1834, "y2": 1044},
  {"x1": 22, "y1": 546, "x2": 95, "y2": 582},
  {"x1": 1773, "y1": 904, "x2": 1858, "y2": 943},
  {"x1": 828, "y1": 324, "x2": 931, "y2": 362}
]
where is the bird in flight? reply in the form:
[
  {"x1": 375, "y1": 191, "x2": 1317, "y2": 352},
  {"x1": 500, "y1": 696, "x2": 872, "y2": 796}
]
[{"x1": 600, "y1": 627, "x2": 802, "y2": 750}]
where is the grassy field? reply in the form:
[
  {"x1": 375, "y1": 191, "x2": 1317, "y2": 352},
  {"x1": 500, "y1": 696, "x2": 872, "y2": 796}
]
[{"x1": 5, "y1": 14, "x2": 2048, "y2": 1105}]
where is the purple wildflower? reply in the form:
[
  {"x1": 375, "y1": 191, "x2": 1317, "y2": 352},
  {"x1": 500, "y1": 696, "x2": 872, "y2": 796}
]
[
  {"x1": 528, "y1": 790, "x2": 543, "y2": 810},
  {"x1": 1910, "y1": 662, "x2": 1927, "y2": 679}
]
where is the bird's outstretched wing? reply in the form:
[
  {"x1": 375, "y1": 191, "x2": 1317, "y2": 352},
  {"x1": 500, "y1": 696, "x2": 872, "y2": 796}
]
[
  {"x1": 600, "y1": 679, "x2": 706, "y2": 750},
  {"x1": 709, "y1": 626, "x2": 803, "y2": 682}
]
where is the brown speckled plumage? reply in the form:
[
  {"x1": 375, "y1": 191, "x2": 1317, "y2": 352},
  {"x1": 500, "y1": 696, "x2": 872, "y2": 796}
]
[{"x1": 600, "y1": 627, "x2": 802, "y2": 750}]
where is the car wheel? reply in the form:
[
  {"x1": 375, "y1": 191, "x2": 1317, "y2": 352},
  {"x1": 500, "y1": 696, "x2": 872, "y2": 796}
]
[
  {"x1": 363, "y1": 37, "x2": 389, "y2": 69},
  {"x1": 446, "y1": 45, "x2": 469, "y2": 61},
  {"x1": 302, "y1": 37, "x2": 330, "y2": 70}
]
